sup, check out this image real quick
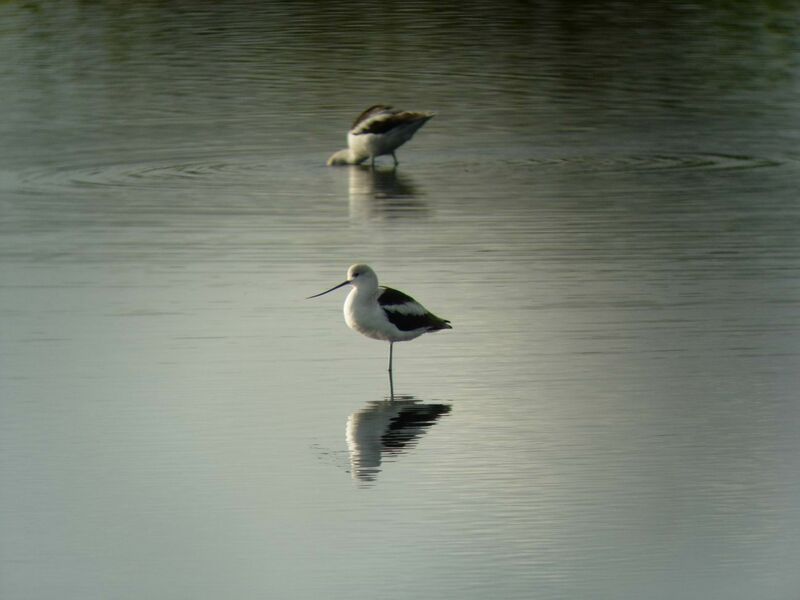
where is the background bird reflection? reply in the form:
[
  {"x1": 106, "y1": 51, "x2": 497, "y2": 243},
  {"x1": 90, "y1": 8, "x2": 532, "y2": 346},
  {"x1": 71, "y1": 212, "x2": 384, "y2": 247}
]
[
  {"x1": 347, "y1": 166, "x2": 430, "y2": 221},
  {"x1": 346, "y1": 397, "x2": 452, "y2": 483}
]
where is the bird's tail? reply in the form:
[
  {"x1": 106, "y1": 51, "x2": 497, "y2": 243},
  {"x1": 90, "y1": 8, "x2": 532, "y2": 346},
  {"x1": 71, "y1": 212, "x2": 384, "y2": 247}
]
[{"x1": 430, "y1": 316, "x2": 452, "y2": 331}]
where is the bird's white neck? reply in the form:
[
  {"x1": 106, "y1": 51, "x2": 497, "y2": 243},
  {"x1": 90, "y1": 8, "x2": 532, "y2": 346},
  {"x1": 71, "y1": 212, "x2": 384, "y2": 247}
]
[
  {"x1": 327, "y1": 148, "x2": 367, "y2": 166},
  {"x1": 349, "y1": 283, "x2": 379, "y2": 302}
]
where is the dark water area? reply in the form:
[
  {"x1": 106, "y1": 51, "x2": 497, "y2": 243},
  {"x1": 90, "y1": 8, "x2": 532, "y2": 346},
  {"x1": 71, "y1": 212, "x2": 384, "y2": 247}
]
[{"x1": 2, "y1": 2, "x2": 799, "y2": 599}]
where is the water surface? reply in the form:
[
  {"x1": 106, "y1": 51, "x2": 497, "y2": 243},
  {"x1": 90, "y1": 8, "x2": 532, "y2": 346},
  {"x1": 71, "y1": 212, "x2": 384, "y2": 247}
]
[{"x1": 2, "y1": 2, "x2": 800, "y2": 599}]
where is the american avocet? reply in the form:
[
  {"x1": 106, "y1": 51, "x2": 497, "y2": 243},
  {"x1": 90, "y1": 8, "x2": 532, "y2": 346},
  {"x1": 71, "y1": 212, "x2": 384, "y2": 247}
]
[
  {"x1": 307, "y1": 264, "x2": 452, "y2": 375},
  {"x1": 327, "y1": 105, "x2": 434, "y2": 167}
]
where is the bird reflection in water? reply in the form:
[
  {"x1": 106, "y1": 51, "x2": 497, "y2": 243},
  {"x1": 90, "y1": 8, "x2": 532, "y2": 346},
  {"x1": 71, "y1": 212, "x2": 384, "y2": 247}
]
[
  {"x1": 346, "y1": 397, "x2": 452, "y2": 483},
  {"x1": 347, "y1": 166, "x2": 430, "y2": 221}
]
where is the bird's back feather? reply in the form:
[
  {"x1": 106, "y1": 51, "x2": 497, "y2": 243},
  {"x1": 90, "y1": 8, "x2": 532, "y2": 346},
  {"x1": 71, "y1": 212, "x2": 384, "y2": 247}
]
[
  {"x1": 351, "y1": 105, "x2": 394, "y2": 130},
  {"x1": 379, "y1": 287, "x2": 452, "y2": 332},
  {"x1": 350, "y1": 106, "x2": 433, "y2": 136}
]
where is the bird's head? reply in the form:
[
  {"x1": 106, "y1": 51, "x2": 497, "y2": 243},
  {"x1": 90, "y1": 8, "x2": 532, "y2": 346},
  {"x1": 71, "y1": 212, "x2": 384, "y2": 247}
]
[
  {"x1": 346, "y1": 264, "x2": 377, "y2": 289},
  {"x1": 306, "y1": 264, "x2": 377, "y2": 299}
]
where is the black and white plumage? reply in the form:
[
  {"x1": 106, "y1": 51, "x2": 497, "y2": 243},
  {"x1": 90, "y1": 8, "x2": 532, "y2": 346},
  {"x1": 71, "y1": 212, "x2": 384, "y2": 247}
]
[
  {"x1": 377, "y1": 287, "x2": 451, "y2": 334},
  {"x1": 307, "y1": 264, "x2": 451, "y2": 374},
  {"x1": 327, "y1": 105, "x2": 434, "y2": 167}
]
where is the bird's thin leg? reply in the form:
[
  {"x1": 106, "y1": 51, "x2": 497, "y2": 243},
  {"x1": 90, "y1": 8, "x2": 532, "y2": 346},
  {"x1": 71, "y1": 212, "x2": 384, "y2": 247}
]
[
  {"x1": 388, "y1": 342, "x2": 395, "y2": 401},
  {"x1": 391, "y1": 152, "x2": 399, "y2": 166}
]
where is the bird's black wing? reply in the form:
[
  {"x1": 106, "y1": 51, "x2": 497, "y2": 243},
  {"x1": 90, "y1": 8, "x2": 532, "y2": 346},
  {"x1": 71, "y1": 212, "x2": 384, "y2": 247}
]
[
  {"x1": 351, "y1": 105, "x2": 395, "y2": 130},
  {"x1": 353, "y1": 111, "x2": 433, "y2": 136},
  {"x1": 378, "y1": 286, "x2": 418, "y2": 306},
  {"x1": 379, "y1": 287, "x2": 452, "y2": 332}
]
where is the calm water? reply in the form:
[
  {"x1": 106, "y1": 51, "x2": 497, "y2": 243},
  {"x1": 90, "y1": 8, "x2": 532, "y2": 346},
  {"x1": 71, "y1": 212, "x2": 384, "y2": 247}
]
[{"x1": 2, "y1": 1, "x2": 800, "y2": 599}]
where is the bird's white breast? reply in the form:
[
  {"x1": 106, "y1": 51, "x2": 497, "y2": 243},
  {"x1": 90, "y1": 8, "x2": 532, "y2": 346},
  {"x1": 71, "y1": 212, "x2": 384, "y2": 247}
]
[{"x1": 344, "y1": 288, "x2": 393, "y2": 341}]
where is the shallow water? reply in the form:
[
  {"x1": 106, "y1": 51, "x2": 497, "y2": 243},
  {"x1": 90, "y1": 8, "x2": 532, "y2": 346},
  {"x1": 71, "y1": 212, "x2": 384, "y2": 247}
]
[{"x1": 2, "y1": 2, "x2": 800, "y2": 599}]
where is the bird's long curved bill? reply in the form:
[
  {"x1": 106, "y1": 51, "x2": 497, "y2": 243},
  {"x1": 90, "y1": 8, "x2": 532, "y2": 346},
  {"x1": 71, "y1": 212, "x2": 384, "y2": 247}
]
[{"x1": 306, "y1": 280, "x2": 350, "y2": 299}]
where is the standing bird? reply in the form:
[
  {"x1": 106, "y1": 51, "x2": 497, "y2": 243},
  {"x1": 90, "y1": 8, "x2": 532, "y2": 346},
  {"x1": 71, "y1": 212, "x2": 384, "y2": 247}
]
[
  {"x1": 327, "y1": 105, "x2": 434, "y2": 167},
  {"x1": 307, "y1": 264, "x2": 452, "y2": 377}
]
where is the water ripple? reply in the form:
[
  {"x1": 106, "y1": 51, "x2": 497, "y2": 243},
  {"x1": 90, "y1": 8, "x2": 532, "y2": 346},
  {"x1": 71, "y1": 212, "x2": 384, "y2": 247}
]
[
  {"x1": 11, "y1": 152, "x2": 784, "y2": 195},
  {"x1": 525, "y1": 152, "x2": 782, "y2": 173},
  {"x1": 14, "y1": 153, "x2": 290, "y2": 192}
]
